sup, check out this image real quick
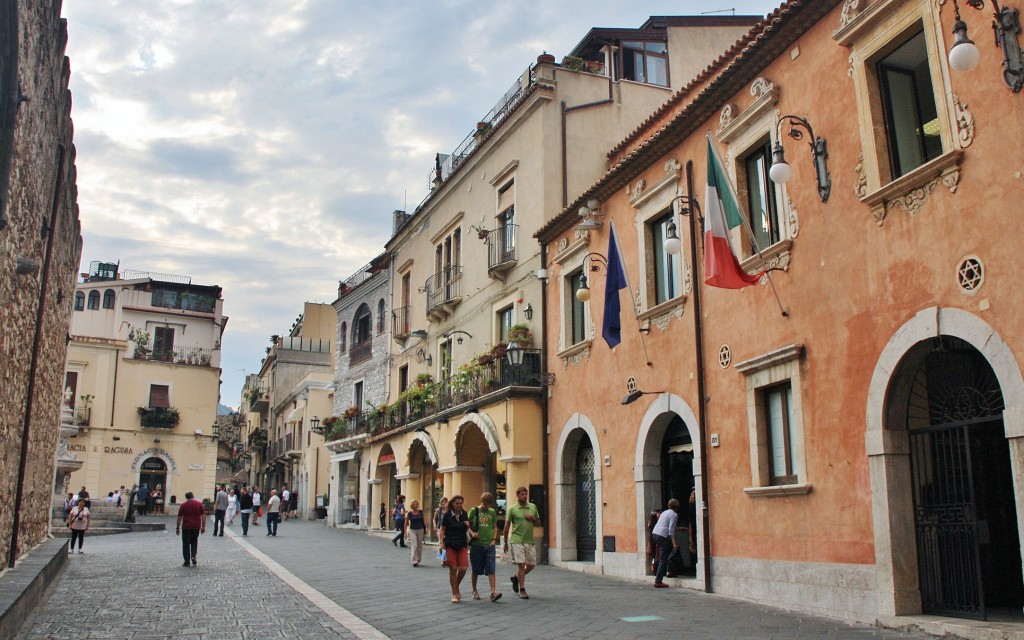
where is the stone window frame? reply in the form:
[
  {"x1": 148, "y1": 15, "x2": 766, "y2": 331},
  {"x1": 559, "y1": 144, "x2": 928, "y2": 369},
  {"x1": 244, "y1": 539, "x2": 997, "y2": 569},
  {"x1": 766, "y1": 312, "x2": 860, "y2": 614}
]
[
  {"x1": 553, "y1": 236, "x2": 593, "y2": 364},
  {"x1": 735, "y1": 344, "x2": 812, "y2": 497},
  {"x1": 715, "y1": 78, "x2": 795, "y2": 274},
  {"x1": 629, "y1": 160, "x2": 688, "y2": 319},
  {"x1": 833, "y1": 0, "x2": 964, "y2": 225}
]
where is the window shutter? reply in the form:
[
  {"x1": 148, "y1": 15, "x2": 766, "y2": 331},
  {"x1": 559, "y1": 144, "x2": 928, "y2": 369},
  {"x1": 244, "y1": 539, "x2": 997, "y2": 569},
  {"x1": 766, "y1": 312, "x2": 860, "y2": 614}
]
[{"x1": 150, "y1": 385, "x2": 170, "y2": 408}]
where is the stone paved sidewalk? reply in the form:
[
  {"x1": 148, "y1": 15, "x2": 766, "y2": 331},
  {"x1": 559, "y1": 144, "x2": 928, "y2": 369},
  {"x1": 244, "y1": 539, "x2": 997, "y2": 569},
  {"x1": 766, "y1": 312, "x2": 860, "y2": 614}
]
[
  {"x1": 18, "y1": 518, "x2": 941, "y2": 640},
  {"x1": 18, "y1": 529, "x2": 358, "y2": 640}
]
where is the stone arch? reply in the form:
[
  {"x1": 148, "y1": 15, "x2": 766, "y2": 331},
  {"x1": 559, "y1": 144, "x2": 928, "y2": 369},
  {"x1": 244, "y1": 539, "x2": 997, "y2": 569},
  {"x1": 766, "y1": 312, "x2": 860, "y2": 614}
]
[
  {"x1": 551, "y1": 413, "x2": 603, "y2": 566},
  {"x1": 633, "y1": 393, "x2": 704, "y2": 587},
  {"x1": 455, "y1": 412, "x2": 500, "y2": 455},
  {"x1": 867, "y1": 306, "x2": 1024, "y2": 616},
  {"x1": 409, "y1": 431, "x2": 439, "y2": 466}
]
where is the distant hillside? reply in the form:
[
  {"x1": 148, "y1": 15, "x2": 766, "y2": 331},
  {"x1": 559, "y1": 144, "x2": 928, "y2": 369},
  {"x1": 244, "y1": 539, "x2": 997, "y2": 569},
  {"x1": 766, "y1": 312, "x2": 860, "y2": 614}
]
[{"x1": 218, "y1": 403, "x2": 236, "y2": 415}]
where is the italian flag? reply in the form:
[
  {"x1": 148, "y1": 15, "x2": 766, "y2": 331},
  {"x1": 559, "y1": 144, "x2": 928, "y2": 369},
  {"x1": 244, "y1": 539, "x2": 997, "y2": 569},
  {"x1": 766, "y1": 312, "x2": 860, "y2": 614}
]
[{"x1": 703, "y1": 137, "x2": 764, "y2": 289}]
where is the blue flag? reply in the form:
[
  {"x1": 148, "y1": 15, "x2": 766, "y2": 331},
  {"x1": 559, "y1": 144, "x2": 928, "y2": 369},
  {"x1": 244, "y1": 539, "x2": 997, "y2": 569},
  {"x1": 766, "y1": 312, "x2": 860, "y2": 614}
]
[{"x1": 602, "y1": 223, "x2": 628, "y2": 348}]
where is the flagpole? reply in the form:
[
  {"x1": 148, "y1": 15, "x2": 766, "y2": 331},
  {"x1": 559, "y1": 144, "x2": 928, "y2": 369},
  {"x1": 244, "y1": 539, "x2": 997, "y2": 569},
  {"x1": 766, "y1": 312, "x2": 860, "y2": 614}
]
[
  {"x1": 706, "y1": 133, "x2": 789, "y2": 318},
  {"x1": 608, "y1": 219, "x2": 652, "y2": 366}
]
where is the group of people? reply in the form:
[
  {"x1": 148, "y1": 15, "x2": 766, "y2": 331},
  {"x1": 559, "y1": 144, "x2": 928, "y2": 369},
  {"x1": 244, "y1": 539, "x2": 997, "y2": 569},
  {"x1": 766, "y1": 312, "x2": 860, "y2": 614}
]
[
  {"x1": 389, "y1": 487, "x2": 540, "y2": 604},
  {"x1": 210, "y1": 484, "x2": 296, "y2": 538}
]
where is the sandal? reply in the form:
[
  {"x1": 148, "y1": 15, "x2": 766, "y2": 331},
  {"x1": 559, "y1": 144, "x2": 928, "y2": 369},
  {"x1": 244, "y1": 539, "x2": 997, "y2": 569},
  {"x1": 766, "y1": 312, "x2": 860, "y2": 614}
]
[
  {"x1": 490, "y1": 592, "x2": 502, "y2": 602},
  {"x1": 472, "y1": 591, "x2": 480, "y2": 600},
  {"x1": 519, "y1": 590, "x2": 529, "y2": 599},
  {"x1": 451, "y1": 595, "x2": 460, "y2": 603}
]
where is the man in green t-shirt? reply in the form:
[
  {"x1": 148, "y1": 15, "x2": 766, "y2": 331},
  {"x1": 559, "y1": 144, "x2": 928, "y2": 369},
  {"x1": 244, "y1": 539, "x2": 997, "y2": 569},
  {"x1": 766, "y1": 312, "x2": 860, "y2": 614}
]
[
  {"x1": 502, "y1": 486, "x2": 540, "y2": 599},
  {"x1": 468, "y1": 492, "x2": 502, "y2": 602}
]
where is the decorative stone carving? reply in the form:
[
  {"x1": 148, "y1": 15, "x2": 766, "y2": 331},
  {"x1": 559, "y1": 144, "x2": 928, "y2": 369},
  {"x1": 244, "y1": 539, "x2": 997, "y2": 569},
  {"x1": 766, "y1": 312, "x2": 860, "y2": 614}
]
[
  {"x1": 885, "y1": 168, "x2": 960, "y2": 219},
  {"x1": 683, "y1": 259, "x2": 693, "y2": 296},
  {"x1": 632, "y1": 179, "x2": 646, "y2": 200},
  {"x1": 719, "y1": 345, "x2": 732, "y2": 369},
  {"x1": 664, "y1": 158, "x2": 681, "y2": 175},
  {"x1": 834, "y1": 0, "x2": 865, "y2": 35},
  {"x1": 750, "y1": 77, "x2": 775, "y2": 99},
  {"x1": 648, "y1": 305, "x2": 684, "y2": 331},
  {"x1": 557, "y1": 237, "x2": 569, "y2": 252},
  {"x1": 718, "y1": 103, "x2": 738, "y2": 134},
  {"x1": 848, "y1": 53, "x2": 855, "y2": 79},
  {"x1": 953, "y1": 94, "x2": 975, "y2": 148},
  {"x1": 854, "y1": 153, "x2": 868, "y2": 199},
  {"x1": 957, "y1": 256, "x2": 984, "y2": 294},
  {"x1": 560, "y1": 345, "x2": 591, "y2": 368}
]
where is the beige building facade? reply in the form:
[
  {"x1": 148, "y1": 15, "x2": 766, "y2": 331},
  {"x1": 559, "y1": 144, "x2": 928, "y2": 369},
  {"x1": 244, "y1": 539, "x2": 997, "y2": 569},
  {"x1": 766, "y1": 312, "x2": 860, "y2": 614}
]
[{"x1": 63, "y1": 262, "x2": 225, "y2": 504}]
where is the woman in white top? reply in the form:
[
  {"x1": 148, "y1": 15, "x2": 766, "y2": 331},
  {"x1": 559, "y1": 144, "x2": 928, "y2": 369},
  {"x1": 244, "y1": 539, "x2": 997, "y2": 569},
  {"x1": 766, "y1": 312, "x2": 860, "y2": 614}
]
[
  {"x1": 227, "y1": 489, "x2": 238, "y2": 524},
  {"x1": 251, "y1": 487, "x2": 261, "y2": 525},
  {"x1": 67, "y1": 499, "x2": 91, "y2": 554}
]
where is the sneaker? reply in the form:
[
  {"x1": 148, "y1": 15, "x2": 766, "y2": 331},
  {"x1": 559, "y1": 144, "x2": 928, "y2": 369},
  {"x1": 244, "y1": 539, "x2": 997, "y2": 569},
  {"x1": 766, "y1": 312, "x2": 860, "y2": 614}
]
[
  {"x1": 182, "y1": 561, "x2": 190, "y2": 566},
  {"x1": 490, "y1": 592, "x2": 502, "y2": 603},
  {"x1": 510, "y1": 576, "x2": 519, "y2": 593},
  {"x1": 472, "y1": 591, "x2": 480, "y2": 600},
  {"x1": 78, "y1": 550, "x2": 84, "y2": 554},
  {"x1": 519, "y1": 590, "x2": 529, "y2": 599}
]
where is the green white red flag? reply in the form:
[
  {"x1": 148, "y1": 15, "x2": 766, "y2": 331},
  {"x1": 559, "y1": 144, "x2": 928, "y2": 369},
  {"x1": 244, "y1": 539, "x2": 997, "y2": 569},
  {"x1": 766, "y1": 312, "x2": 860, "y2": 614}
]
[{"x1": 703, "y1": 137, "x2": 764, "y2": 289}]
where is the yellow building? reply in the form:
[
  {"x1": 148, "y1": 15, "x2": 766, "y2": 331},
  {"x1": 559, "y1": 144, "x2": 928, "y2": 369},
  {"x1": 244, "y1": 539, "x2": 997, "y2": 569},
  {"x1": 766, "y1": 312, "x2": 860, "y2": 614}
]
[{"x1": 63, "y1": 261, "x2": 226, "y2": 505}]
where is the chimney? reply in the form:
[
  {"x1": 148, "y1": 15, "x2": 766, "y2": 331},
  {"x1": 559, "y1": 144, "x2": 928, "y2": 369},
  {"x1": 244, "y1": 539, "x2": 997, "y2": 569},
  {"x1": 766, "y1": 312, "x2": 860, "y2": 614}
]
[{"x1": 392, "y1": 209, "x2": 410, "y2": 235}]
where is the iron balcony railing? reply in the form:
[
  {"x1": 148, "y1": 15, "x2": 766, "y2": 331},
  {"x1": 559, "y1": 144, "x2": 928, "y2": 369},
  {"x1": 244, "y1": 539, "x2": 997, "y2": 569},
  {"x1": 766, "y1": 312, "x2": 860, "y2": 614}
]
[
  {"x1": 73, "y1": 406, "x2": 91, "y2": 426},
  {"x1": 324, "y1": 348, "x2": 543, "y2": 444},
  {"x1": 487, "y1": 223, "x2": 518, "y2": 270},
  {"x1": 248, "y1": 428, "x2": 268, "y2": 446},
  {"x1": 392, "y1": 305, "x2": 412, "y2": 340},
  {"x1": 134, "y1": 344, "x2": 215, "y2": 367},
  {"x1": 248, "y1": 385, "x2": 270, "y2": 410},
  {"x1": 349, "y1": 339, "x2": 373, "y2": 366},
  {"x1": 138, "y1": 406, "x2": 180, "y2": 429},
  {"x1": 425, "y1": 265, "x2": 463, "y2": 314}
]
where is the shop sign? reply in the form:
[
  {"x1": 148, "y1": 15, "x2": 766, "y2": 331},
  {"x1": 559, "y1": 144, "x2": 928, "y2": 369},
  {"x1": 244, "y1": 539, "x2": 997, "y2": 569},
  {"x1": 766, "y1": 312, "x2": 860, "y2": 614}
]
[{"x1": 378, "y1": 453, "x2": 395, "y2": 465}]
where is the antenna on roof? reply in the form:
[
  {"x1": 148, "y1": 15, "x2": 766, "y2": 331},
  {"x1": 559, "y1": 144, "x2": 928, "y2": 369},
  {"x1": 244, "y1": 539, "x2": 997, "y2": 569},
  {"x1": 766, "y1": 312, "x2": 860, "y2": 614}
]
[{"x1": 701, "y1": 8, "x2": 736, "y2": 15}]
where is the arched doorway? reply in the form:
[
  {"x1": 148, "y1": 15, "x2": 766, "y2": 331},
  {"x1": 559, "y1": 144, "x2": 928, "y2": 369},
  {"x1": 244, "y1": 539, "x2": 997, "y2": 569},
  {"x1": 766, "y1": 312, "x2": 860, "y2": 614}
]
[
  {"x1": 636, "y1": 395, "x2": 702, "y2": 583},
  {"x1": 375, "y1": 445, "x2": 398, "y2": 530},
  {"x1": 409, "y1": 438, "x2": 441, "y2": 539},
  {"x1": 575, "y1": 438, "x2": 597, "y2": 562},
  {"x1": 901, "y1": 337, "x2": 1022, "y2": 619},
  {"x1": 456, "y1": 423, "x2": 492, "y2": 503},
  {"x1": 139, "y1": 457, "x2": 167, "y2": 497}
]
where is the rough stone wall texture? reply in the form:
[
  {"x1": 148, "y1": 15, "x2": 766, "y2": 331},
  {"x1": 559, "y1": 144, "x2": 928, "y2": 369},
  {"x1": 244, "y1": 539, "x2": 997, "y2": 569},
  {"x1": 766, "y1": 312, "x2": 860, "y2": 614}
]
[
  {"x1": 0, "y1": 0, "x2": 82, "y2": 566},
  {"x1": 333, "y1": 273, "x2": 390, "y2": 415}
]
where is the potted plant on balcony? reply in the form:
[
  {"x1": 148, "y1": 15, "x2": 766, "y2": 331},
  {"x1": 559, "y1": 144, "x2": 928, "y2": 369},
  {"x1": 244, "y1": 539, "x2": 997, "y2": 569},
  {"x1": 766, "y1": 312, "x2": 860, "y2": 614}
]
[
  {"x1": 342, "y1": 405, "x2": 361, "y2": 421},
  {"x1": 137, "y1": 406, "x2": 180, "y2": 428},
  {"x1": 507, "y1": 323, "x2": 534, "y2": 347},
  {"x1": 133, "y1": 330, "x2": 151, "y2": 359}
]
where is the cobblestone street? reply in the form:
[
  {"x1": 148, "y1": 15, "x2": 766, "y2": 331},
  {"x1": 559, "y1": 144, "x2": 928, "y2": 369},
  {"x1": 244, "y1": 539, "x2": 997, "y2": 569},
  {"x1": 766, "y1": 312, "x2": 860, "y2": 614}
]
[{"x1": 18, "y1": 518, "x2": 941, "y2": 640}]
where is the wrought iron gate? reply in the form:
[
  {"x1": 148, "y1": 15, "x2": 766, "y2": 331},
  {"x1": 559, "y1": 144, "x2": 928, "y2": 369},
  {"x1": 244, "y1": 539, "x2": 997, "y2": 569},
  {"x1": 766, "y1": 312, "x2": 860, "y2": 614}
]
[
  {"x1": 907, "y1": 338, "x2": 1007, "y2": 619},
  {"x1": 575, "y1": 442, "x2": 596, "y2": 562}
]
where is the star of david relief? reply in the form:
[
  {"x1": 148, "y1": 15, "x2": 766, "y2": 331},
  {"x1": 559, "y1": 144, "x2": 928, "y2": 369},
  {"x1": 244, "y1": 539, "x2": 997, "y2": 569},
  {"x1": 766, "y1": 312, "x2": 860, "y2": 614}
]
[
  {"x1": 627, "y1": 377, "x2": 638, "y2": 394},
  {"x1": 719, "y1": 345, "x2": 732, "y2": 369},
  {"x1": 957, "y1": 256, "x2": 984, "y2": 294}
]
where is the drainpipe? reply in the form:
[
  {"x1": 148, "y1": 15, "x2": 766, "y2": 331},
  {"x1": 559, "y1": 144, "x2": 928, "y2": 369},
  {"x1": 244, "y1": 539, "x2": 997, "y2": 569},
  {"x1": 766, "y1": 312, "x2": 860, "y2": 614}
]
[
  {"x1": 685, "y1": 161, "x2": 712, "y2": 591},
  {"x1": 10, "y1": 146, "x2": 66, "y2": 568},
  {"x1": 561, "y1": 76, "x2": 615, "y2": 207},
  {"x1": 539, "y1": 241, "x2": 551, "y2": 561}
]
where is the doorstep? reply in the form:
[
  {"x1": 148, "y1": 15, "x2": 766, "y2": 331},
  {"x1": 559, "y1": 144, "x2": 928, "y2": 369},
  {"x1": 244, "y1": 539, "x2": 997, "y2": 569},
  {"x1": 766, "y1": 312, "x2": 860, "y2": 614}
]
[{"x1": 877, "y1": 614, "x2": 1024, "y2": 640}]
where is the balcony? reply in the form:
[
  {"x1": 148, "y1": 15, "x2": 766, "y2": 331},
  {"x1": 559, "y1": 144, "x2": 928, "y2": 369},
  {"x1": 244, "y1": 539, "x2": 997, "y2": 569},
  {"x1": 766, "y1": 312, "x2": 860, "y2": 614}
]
[
  {"x1": 138, "y1": 406, "x2": 180, "y2": 429},
  {"x1": 73, "y1": 406, "x2": 91, "y2": 427},
  {"x1": 347, "y1": 348, "x2": 544, "y2": 441},
  {"x1": 133, "y1": 344, "x2": 215, "y2": 367},
  {"x1": 248, "y1": 428, "x2": 267, "y2": 447},
  {"x1": 487, "y1": 224, "x2": 518, "y2": 281},
  {"x1": 425, "y1": 266, "x2": 463, "y2": 322},
  {"x1": 392, "y1": 305, "x2": 412, "y2": 341},
  {"x1": 284, "y1": 433, "x2": 301, "y2": 459},
  {"x1": 349, "y1": 338, "x2": 373, "y2": 366},
  {"x1": 248, "y1": 385, "x2": 270, "y2": 411}
]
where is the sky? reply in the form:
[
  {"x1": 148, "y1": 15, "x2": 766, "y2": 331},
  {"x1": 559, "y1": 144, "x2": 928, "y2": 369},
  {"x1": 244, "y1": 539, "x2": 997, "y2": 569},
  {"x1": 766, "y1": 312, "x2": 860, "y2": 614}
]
[{"x1": 61, "y1": 1, "x2": 782, "y2": 409}]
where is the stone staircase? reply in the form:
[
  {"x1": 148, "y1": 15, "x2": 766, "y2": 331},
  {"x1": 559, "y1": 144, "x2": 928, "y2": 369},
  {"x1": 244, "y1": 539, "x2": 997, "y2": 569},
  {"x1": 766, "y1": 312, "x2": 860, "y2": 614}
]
[{"x1": 50, "y1": 499, "x2": 165, "y2": 536}]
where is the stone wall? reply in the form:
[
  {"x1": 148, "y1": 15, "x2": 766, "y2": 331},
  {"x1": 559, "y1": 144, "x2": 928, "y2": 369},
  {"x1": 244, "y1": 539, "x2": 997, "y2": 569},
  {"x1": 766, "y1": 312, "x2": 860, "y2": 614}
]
[
  {"x1": 0, "y1": 0, "x2": 82, "y2": 566},
  {"x1": 333, "y1": 272, "x2": 390, "y2": 415}
]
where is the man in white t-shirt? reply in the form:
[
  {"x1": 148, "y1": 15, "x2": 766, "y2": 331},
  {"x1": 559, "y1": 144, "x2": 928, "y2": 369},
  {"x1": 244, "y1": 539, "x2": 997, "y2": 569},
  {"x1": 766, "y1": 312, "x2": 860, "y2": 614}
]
[
  {"x1": 651, "y1": 498, "x2": 680, "y2": 588},
  {"x1": 280, "y1": 486, "x2": 291, "y2": 521},
  {"x1": 266, "y1": 489, "x2": 281, "y2": 536},
  {"x1": 251, "y1": 487, "x2": 261, "y2": 525}
]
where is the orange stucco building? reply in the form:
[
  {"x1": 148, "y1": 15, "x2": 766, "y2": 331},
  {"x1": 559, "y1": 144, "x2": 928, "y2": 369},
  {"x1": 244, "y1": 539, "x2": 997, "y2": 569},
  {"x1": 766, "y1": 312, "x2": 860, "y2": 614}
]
[{"x1": 538, "y1": 0, "x2": 1024, "y2": 624}]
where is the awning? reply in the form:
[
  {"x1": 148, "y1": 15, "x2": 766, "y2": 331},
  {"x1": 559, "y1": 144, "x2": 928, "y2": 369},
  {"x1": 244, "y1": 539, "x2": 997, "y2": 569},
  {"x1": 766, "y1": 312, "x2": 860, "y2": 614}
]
[
  {"x1": 331, "y1": 450, "x2": 359, "y2": 463},
  {"x1": 285, "y1": 407, "x2": 304, "y2": 424}
]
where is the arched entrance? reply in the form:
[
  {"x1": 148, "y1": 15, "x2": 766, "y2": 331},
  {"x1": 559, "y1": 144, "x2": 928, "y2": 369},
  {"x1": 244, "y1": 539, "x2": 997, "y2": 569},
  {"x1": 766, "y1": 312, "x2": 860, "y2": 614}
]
[
  {"x1": 635, "y1": 394, "x2": 702, "y2": 585},
  {"x1": 553, "y1": 415, "x2": 603, "y2": 566},
  {"x1": 868, "y1": 307, "x2": 1024, "y2": 620},
  {"x1": 375, "y1": 444, "x2": 398, "y2": 530},
  {"x1": 455, "y1": 422, "x2": 493, "y2": 503},
  {"x1": 575, "y1": 439, "x2": 597, "y2": 561},
  {"x1": 409, "y1": 438, "x2": 441, "y2": 538},
  {"x1": 139, "y1": 457, "x2": 167, "y2": 496},
  {"x1": 900, "y1": 337, "x2": 1021, "y2": 618}
]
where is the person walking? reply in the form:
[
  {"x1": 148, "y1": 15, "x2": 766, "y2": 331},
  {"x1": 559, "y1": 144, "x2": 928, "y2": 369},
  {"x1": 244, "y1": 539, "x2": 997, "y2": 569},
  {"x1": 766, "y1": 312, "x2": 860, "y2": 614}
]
[
  {"x1": 469, "y1": 492, "x2": 502, "y2": 602},
  {"x1": 266, "y1": 489, "x2": 281, "y2": 536},
  {"x1": 176, "y1": 491, "x2": 207, "y2": 566},
  {"x1": 237, "y1": 486, "x2": 253, "y2": 536},
  {"x1": 502, "y1": 486, "x2": 541, "y2": 600},
  {"x1": 213, "y1": 485, "x2": 229, "y2": 536},
  {"x1": 289, "y1": 490, "x2": 299, "y2": 520},
  {"x1": 391, "y1": 495, "x2": 407, "y2": 547},
  {"x1": 251, "y1": 486, "x2": 261, "y2": 526},
  {"x1": 379, "y1": 502, "x2": 386, "y2": 530},
  {"x1": 438, "y1": 495, "x2": 472, "y2": 603},
  {"x1": 226, "y1": 489, "x2": 238, "y2": 525},
  {"x1": 651, "y1": 498, "x2": 681, "y2": 588},
  {"x1": 67, "y1": 498, "x2": 90, "y2": 554},
  {"x1": 404, "y1": 499, "x2": 427, "y2": 567},
  {"x1": 280, "y1": 486, "x2": 290, "y2": 521}
]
